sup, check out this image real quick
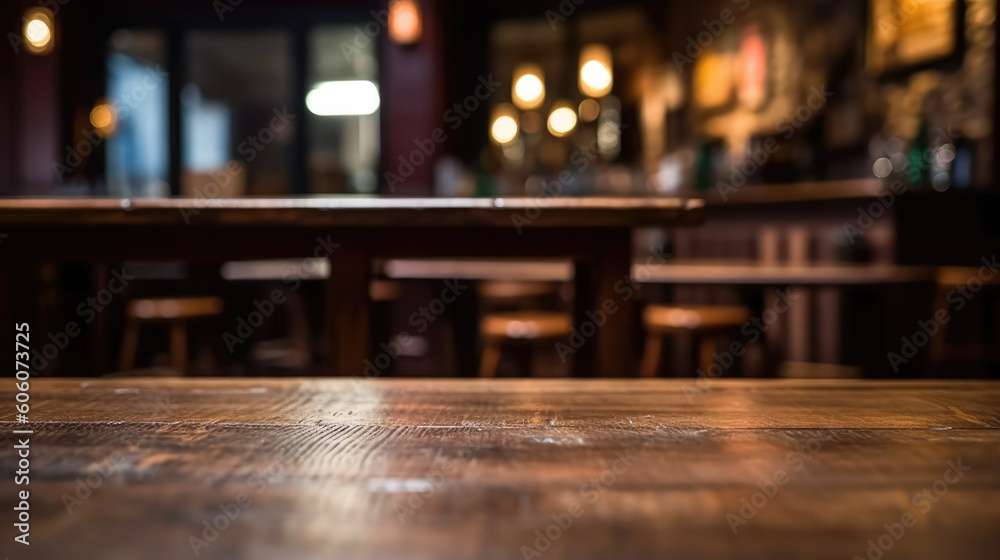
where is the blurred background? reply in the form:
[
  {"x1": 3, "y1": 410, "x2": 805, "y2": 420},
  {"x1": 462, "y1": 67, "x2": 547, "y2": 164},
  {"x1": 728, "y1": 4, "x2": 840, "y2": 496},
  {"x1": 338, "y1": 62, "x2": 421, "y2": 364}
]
[{"x1": 2, "y1": 0, "x2": 998, "y2": 379}]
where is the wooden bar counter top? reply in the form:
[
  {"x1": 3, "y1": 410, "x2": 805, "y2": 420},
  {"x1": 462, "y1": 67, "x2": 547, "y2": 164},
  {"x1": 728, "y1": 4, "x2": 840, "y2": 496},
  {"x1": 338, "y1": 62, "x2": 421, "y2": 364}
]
[{"x1": 1, "y1": 378, "x2": 998, "y2": 559}]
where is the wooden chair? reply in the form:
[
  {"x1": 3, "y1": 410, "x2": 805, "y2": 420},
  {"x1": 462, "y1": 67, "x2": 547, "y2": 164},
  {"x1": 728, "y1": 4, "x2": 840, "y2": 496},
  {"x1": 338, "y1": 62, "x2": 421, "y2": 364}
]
[
  {"x1": 640, "y1": 304, "x2": 751, "y2": 378},
  {"x1": 478, "y1": 311, "x2": 573, "y2": 377},
  {"x1": 929, "y1": 267, "x2": 1000, "y2": 372},
  {"x1": 119, "y1": 297, "x2": 224, "y2": 374}
]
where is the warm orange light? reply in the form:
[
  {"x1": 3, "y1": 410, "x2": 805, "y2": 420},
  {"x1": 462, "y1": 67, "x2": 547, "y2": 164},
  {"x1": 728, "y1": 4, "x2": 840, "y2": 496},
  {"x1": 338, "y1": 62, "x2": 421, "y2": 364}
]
[
  {"x1": 693, "y1": 52, "x2": 734, "y2": 109},
  {"x1": 547, "y1": 102, "x2": 577, "y2": 137},
  {"x1": 579, "y1": 44, "x2": 612, "y2": 98},
  {"x1": 490, "y1": 104, "x2": 519, "y2": 144},
  {"x1": 492, "y1": 116, "x2": 518, "y2": 144},
  {"x1": 512, "y1": 64, "x2": 545, "y2": 110},
  {"x1": 89, "y1": 102, "x2": 118, "y2": 136},
  {"x1": 389, "y1": 0, "x2": 423, "y2": 45},
  {"x1": 23, "y1": 8, "x2": 54, "y2": 55}
]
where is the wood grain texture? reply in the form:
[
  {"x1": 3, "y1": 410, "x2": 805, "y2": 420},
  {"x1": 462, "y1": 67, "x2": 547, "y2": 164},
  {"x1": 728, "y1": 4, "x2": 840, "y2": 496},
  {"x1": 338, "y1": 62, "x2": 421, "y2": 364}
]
[{"x1": 1, "y1": 378, "x2": 998, "y2": 559}]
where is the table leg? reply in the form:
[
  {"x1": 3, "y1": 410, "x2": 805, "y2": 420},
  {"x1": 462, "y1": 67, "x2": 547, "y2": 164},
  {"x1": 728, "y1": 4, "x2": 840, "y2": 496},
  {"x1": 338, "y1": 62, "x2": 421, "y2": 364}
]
[
  {"x1": 787, "y1": 286, "x2": 811, "y2": 362},
  {"x1": 592, "y1": 229, "x2": 636, "y2": 377},
  {"x1": 89, "y1": 263, "x2": 111, "y2": 375},
  {"x1": 0, "y1": 260, "x2": 10, "y2": 374},
  {"x1": 327, "y1": 240, "x2": 371, "y2": 376},
  {"x1": 450, "y1": 283, "x2": 479, "y2": 377},
  {"x1": 573, "y1": 259, "x2": 596, "y2": 377}
]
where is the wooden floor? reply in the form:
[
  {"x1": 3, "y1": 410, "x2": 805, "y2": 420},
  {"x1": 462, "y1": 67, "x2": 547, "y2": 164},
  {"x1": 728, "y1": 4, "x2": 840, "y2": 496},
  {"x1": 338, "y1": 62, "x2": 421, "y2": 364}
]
[{"x1": 2, "y1": 378, "x2": 999, "y2": 559}]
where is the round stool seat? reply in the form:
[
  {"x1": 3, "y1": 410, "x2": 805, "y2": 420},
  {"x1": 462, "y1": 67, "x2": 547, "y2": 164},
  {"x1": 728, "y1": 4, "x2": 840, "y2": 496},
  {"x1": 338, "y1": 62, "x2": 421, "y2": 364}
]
[
  {"x1": 127, "y1": 297, "x2": 224, "y2": 320},
  {"x1": 643, "y1": 304, "x2": 751, "y2": 333},
  {"x1": 479, "y1": 281, "x2": 558, "y2": 301},
  {"x1": 480, "y1": 312, "x2": 572, "y2": 341},
  {"x1": 369, "y1": 279, "x2": 403, "y2": 302}
]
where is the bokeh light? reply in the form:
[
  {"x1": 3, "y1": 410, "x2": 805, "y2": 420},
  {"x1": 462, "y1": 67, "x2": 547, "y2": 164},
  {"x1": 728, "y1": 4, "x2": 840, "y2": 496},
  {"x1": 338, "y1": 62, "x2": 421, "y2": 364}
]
[
  {"x1": 579, "y1": 44, "x2": 613, "y2": 98},
  {"x1": 388, "y1": 0, "x2": 423, "y2": 45},
  {"x1": 23, "y1": 8, "x2": 55, "y2": 55},
  {"x1": 89, "y1": 102, "x2": 118, "y2": 136},
  {"x1": 513, "y1": 64, "x2": 545, "y2": 110},
  {"x1": 547, "y1": 105, "x2": 578, "y2": 137}
]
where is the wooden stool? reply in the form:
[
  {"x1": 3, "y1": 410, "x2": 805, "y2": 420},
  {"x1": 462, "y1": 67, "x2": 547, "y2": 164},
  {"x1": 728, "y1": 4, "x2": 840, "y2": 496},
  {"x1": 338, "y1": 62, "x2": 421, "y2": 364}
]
[
  {"x1": 478, "y1": 311, "x2": 572, "y2": 377},
  {"x1": 640, "y1": 304, "x2": 751, "y2": 378},
  {"x1": 119, "y1": 297, "x2": 224, "y2": 374},
  {"x1": 479, "y1": 281, "x2": 558, "y2": 301},
  {"x1": 478, "y1": 281, "x2": 567, "y2": 313}
]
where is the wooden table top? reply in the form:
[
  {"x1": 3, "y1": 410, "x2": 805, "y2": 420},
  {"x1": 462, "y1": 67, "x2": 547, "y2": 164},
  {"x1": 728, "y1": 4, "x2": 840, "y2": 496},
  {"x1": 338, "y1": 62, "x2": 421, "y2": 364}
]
[
  {"x1": 640, "y1": 259, "x2": 937, "y2": 284},
  {"x1": 0, "y1": 196, "x2": 705, "y2": 228},
  {"x1": 2, "y1": 378, "x2": 998, "y2": 559},
  {"x1": 382, "y1": 259, "x2": 936, "y2": 285},
  {"x1": 220, "y1": 258, "x2": 936, "y2": 285}
]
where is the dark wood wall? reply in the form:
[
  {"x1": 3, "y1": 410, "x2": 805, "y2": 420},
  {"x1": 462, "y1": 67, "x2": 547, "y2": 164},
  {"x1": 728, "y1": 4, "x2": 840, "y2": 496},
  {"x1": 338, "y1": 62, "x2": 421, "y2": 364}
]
[{"x1": 1, "y1": 0, "x2": 61, "y2": 195}]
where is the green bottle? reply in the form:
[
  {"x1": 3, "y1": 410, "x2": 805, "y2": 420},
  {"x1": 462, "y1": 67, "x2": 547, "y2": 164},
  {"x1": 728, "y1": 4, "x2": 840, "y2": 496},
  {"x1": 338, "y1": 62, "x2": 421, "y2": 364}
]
[
  {"x1": 906, "y1": 120, "x2": 930, "y2": 188},
  {"x1": 694, "y1": 139, "x2": 712, "y2": 191}
]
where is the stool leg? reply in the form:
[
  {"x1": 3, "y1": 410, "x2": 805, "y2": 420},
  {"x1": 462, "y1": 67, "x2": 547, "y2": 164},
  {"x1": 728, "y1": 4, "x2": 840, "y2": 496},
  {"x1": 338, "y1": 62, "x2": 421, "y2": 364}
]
[
  {"x1": 928, "y1": 291, "x2": 949, "y2": 377},
  {"x1": 119, "y1": 318, "x2": 140, "y2": 372},
  {"x1": 479, "y1": 341, "x2": 502, "y2": 378},
  {"x1": 698, "y1": 335, "x2": 719, "y2": 378},
  {"x1": 170, "y1": 322, "x2": 188, "y2": 375},
  {"x1": 640, "y1": 334, "x2": 663, "y2": 378},
  {"x1": 441, "y1": 319, "x2": 457, "y2": 377},
  {"x1": 554, "y1": 340, "x2": 572, "y2": 375},
  {"x1": 512, "y1": 344, "x2": 532, "y2": 377}
]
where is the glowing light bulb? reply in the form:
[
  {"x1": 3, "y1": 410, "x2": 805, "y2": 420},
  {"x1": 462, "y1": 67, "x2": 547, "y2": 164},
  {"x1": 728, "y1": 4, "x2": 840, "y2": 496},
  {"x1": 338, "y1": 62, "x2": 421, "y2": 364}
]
[
  {"x1": 512, "y1": 64, "x2": 545, "y2": 110},
  {"x1": 22, "y1": 8, "x2": 54, "y2": 55},
  {"x1": 388, "y1": 0, "x2": 423, "y2": 45},
  {"x1": 579, "y1": 44, "x2": 613, "y2": 98},
  {"x1": 547, "y1": 104, "x2": 577, "y2": 137},
  {"x1": 491, "y1": 116, "x2": 518, "y2": 144},
  {"x1": 306, "y1": 81, "x2": 380, "y2": 116},
  {"x1": 89, "y1": 103, "x2": 118, "y2": 136},
  {"x1": 490, "y1": 104, "x2": 519, "y2": 144}
]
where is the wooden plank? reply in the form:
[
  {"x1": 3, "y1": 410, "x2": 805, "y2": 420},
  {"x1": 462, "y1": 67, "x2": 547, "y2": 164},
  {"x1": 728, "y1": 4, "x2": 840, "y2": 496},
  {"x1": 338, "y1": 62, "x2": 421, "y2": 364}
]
[{"x1": 0, "y1": 378, "x2": 997, "y2": 559}]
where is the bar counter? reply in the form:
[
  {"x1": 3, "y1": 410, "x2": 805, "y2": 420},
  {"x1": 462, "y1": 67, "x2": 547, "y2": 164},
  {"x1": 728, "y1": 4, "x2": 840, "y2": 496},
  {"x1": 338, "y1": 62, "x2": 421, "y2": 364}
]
[{"x1": 2, "y1": 377, "x2": 998, "y2": 559}]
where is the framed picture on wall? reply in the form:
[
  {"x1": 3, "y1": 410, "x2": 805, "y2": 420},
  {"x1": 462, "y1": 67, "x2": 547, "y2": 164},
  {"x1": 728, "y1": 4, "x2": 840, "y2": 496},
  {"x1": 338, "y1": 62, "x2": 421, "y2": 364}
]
[{"x1": 867, "y1": 0, "x2": 960, "y2": 73}]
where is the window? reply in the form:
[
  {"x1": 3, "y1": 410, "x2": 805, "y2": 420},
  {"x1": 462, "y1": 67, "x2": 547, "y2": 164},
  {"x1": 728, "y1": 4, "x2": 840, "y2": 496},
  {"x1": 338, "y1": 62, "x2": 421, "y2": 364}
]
[
  {"x1": 307, "y1": 26, "x2": 380, "y2": 193},
  {"x1": 105, "y1": 30, "x2": 169, "y2": 197},
  {"x1": 103, "y1": 23, "x2": 381, "y2": 197},
  {"x1": 183, "y1": 31, "x2": 292, "y2": 196}
]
